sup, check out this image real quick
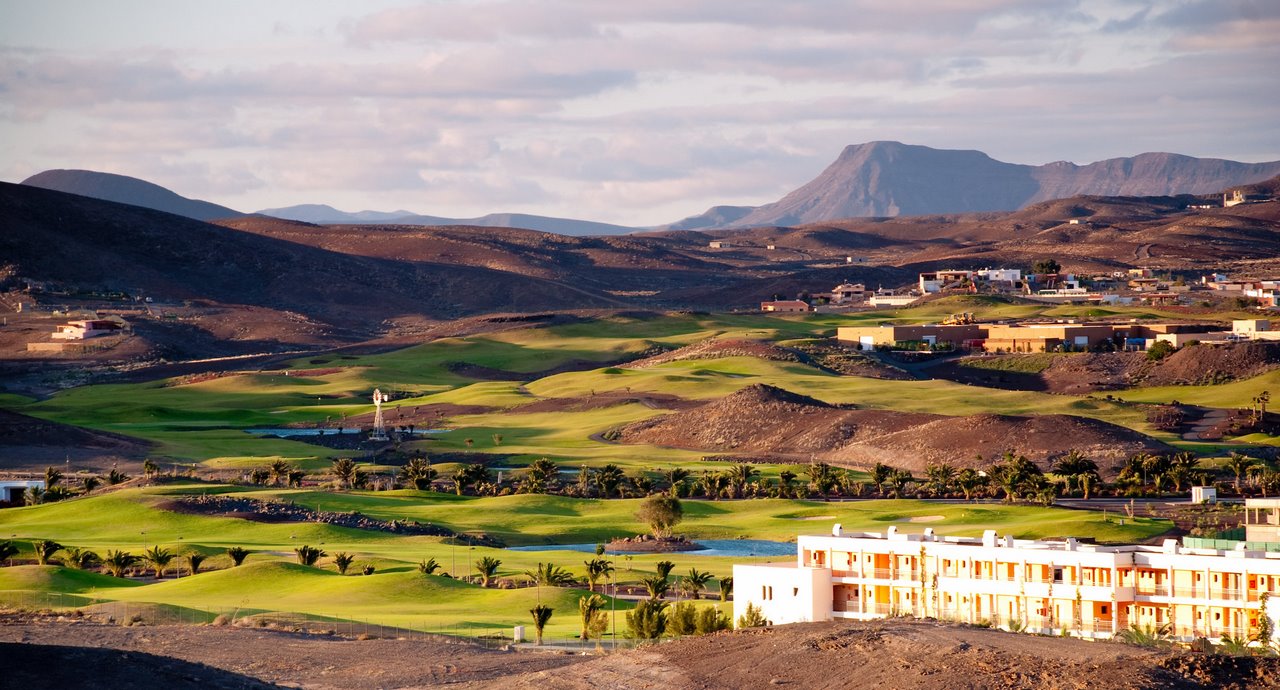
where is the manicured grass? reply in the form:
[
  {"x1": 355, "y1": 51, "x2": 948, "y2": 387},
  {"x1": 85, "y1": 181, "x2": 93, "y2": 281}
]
[
  {"x1": 1112, "y1": 370, "x2": 1280, "y2": 410},
  {"x1": 960, "y1": 353, "x2": 1074, "y2": 374}
]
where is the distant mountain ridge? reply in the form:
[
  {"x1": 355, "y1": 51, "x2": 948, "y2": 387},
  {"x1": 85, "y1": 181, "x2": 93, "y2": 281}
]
[
  {"x1": 256, "y1": 205, "x2": 640, "y2": 236},
  {"x1": 21, "y1": 169, "x2": 244, "y2": 221},
  {"x1": 669, "y1": 142, "x2": 1280, "y2": 229}
]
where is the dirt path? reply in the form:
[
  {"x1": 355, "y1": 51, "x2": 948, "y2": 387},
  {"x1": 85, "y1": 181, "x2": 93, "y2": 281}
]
[{"x1": 7, "y1": 614, "x2": 1279, "y2": 689}]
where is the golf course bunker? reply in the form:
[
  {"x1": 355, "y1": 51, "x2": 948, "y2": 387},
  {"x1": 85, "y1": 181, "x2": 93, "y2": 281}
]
[{"x1": 897, "y1": 515, "x2": 946, "y2": 523}]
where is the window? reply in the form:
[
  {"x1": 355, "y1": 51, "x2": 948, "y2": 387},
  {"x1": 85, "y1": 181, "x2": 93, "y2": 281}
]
[
  {"x1": 762, "y1": 586, "x2": 773, "y2": 601},
  {"x1": 1053, "y1": 567, "x2": 1064, "y2": 584},
  {"x1": 1100, "y1": 605, "x2": 1109, "y2": 615},
  {"x1": 793, "y1": 587, "x2": 799, "y2": 597}
]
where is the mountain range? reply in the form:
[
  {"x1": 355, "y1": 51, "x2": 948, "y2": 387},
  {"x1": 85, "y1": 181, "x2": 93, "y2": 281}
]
[{"x1": 19, "y1": 142, "x2": 1280, "y2": 235}]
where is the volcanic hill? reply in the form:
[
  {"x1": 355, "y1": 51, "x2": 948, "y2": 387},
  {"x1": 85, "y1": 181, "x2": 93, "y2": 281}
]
[{"x1": 618, "y1": 384, "x2": 1172, "y2": 471}]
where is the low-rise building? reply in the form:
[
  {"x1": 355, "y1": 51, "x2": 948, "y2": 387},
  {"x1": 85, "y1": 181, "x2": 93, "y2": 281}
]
[
  {"x1": 51, "y1": 319, "x2": 123, "y2": 340},
  {"x1": 836, "y1": 324, "x2": 984, "y2": 351},
  {"x1": 0, "y1": 480, "x2": 44, "y2": 504},
  {"x1": 761, "y1": 300, "x2": 811, "y2": 313},
  {"x1": 830, "y1": 283, "x2": 866, "y2": 305},
  {"x1": 708, "y1": 240, "x2": 732, "y2": 249},
  {"x1": 733, "y1": 523, "x2": 1280, "y2": 644}
]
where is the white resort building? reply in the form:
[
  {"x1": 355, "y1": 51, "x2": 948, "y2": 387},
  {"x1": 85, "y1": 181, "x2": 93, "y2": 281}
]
[{"x1": 734, "y1": 520, "x2": 1280, "y2": 644}]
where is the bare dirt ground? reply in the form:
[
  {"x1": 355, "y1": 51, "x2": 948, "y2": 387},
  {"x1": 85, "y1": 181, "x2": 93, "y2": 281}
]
[{"x1": 6, "y1": 614, "x2": 1279, "y2": 689}]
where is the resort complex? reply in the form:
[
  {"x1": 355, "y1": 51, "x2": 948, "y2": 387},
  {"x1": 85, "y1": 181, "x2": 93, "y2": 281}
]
[{"x1": 735, "y1": 503, "x2": 1280, "y2": 644}]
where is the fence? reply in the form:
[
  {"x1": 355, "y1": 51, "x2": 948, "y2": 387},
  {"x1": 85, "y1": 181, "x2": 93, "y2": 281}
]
[{"x1": 0, "y1": 591, "x2": 640, "y2": 652}]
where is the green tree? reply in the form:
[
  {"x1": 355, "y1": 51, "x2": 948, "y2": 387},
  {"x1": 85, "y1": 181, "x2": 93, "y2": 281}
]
[
  {"x1": 923, "y1": 463, "x2": 957, "y2": 497},
  {"x1": 667, "y1": 601, "x2": 697, "y2": 636},
  {"x1": 578, "y1": 594, "x2": 607, "y2": 641},
  {"x1": 886, "y1": 468, "x2": 914, "y2": 498},
  {"x1": 227, "y1": 546, "x2": 250, "y2": 566},
  {"x1": 777, "y1": 470, "x2": 797, "y2": 498},
  {"x1": 0, "y1": 540, "x2": 18, "y2": 565},
  {"x1": 268, "y1": 459, "x2": 294, "y2": 486},
  {"x1": 655, "y1": 560, "x2": 676, "y2": 580},
  {"x1": 956, "y1": 468, "x2": 988, "y2": 501},
  {"x1": 870, "y1": 463, "x2": 893, "y2": 495},
  {"x1": 475, "y1": 556, "x2": 502, "y2": 587},
  {"x1": 400, "y1": 457, "x2": 436, "y2": 490},
  {"x1": 333, "y1": 552, "x2": 356, "y2": 575},
  {"x1": 81, "y1": 475, "x2": 101, "y2": 493},
  {"x1": 103, "y1": 550, "x2": 139, "y2": 577},
  {"x1": 595, "y1": 464, "x2": 625, "y2": 498},
  {"x1": 737, "y1": 602, "x2": 770, "y2": 628},
  {"x1": 681, "y1": 568, "x2": 713, "y2": 600},
  {"x1": 635, "y1": 494, "x2": 684, "y2": 538},
  {"x1": 143, "y1": 459, "x2": 159, "y2": 478},
  {"x1": 585, "y1": 558, "x2": 614, "y2": 592},
  {"x1": 62, "y1": 547, "x2": 100, "y2": 570},
  {"x1": 807, "y1": 462, "x2": 837, "y2": 499},
  {"x1": 525, "y1": 561, "x2": 576, "y2": 587},
  {"x1": 331, "y1": 458, "x2": 364, "y2": 490},
  {"x1": 718, "y1": 576, "x2": 733, "y2": 602},
  {"x1": 185, "y1": 552, "x2": 206, "y2": 576},
  {"x1": 1052, "y1": 450, "x2": 1100, "y2": 499},
  {"x1": 530, "y1": 604, "x2": 554, "y2": 645},
  {"x1": 641, "y1": 574, "x2": 670, "y2": 600},
  {"x1": 418, "y1": 557, "x2": 442, "y2": 574},
  {"x1": 143, "y1": 546, "x2": 174, "y2": 578},
  {"x1": 662, "y1": 468, "x2": 690, "y2": 497},
  {"x1": 34, "y1": 540, "x2": 62, "y2": 566},
  {"x1": 1225, "y1": 452, "x2": 1258, "y2": 493},
  {"x1": 1146, "y1": 340, "x2": 1175, "y2": 361},
  {"x1": 626, "y1": 598, "x2": 667, "y2": 640},
  {"x1": 725, "y1": 463, "x2": 759, "y2": 497},
  {"x1": 522, "y1": 458, "x2": 559, "y2": 494},
  {"x1": 1031, "y1": 258, "x2": 1061, "y2": 275},
  {"x1": 43, "y1": 466, "x2": 63, "y2": 488},
  {"x1": 696, "y1": 606, "x2": 730, "y2": 634},
  {"x1": 294, "y1": 545, "x2": 326, "y2": 567}
]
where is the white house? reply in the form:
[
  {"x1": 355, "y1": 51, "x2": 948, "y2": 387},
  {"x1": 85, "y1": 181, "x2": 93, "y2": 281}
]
[{"x1": 0, "y1": 480, "x2": 45, "y2": 503}]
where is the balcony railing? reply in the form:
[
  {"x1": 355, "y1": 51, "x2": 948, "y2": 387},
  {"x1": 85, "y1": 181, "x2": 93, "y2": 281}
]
[
  {"x1": 1210, "y1": 588, "x2": 1244, "y2": 601},
  {"x1": 1171, "y1": 586, "x2": 1202, "y2": 599}
]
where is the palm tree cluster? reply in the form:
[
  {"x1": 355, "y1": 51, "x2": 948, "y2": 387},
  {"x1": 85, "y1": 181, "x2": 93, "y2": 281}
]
[{"x1": 19, "y1": 466, "x2": 113, "y2": 505}]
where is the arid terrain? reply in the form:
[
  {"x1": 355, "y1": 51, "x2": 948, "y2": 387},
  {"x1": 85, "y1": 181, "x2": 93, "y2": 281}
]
[{"x1": 5, "y1": 613, "x2": 1278, "y2": 689}]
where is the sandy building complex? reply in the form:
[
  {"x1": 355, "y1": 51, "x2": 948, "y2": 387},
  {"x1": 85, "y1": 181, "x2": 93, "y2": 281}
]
[{"x1": 734, "y1": 515, "x2": 1280, "y2": 645}]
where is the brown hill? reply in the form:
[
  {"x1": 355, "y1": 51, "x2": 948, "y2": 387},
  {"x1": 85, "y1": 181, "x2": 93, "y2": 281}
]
[
  {"x1": 0, "y1": 409, "x2": 151, "y2": 470},
  {"x1": 618, "y1": 384, "x2": 1170, "y2": 471}
]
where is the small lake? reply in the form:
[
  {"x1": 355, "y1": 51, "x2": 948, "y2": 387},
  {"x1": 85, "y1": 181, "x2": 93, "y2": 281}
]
[
  {"x1": 249, "y1": 428, "x2": 446, "y2": 437},
  {"x1": 507, "y1": 539, "x2": 794, "y2": 558}
]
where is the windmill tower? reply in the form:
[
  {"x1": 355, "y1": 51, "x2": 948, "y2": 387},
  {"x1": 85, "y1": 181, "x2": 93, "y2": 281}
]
[{"x1": 370, "y1": 388, "x2": 389, "y2": 441}]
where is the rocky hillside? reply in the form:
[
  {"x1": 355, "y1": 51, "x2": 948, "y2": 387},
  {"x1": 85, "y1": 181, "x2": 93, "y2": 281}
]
[
  {"x1": 618, "y1": 384, "x2": 1169, "y2": 470},
  {"x1": 720, "y1": 142, "x2": 1280, "y2": 226}
]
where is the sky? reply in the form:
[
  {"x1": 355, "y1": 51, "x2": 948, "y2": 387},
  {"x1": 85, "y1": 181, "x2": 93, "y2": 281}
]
[{"x1": 1, "y1": 0, "x2": 1277, "y2": 226}]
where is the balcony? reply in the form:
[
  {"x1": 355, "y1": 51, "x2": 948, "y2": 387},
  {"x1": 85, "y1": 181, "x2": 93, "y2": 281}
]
[
  {"x1": 1209, "y1": 588, "x2": 1244, "y2": 601},
  {"x1": 1171, "y1": 586, "x2": 1202, "y2": 599}
]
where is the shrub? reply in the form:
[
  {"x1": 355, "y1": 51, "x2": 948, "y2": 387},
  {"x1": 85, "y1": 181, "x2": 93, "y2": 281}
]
[
  {"x1": 635, "y1": 495, "x2": 684, "y2": 538},
  {"x1": 295, "y1": 545, "x2": 326, "y2": 567},
  {"x1": 696, "y1": 606, "x2": 731, "y2": 635},
  {"x1": 736, "y1": 602, "x2": 770, "y2": 629},
  {"x1": 227, "y1": 546, "x2": 250, "y2": 566},
  {"x1": 627, "y1": 598, "x2": 667, "y2": 640},
  {"x1": 667, "y1": 601, "x2": 697, "y2": 637}
]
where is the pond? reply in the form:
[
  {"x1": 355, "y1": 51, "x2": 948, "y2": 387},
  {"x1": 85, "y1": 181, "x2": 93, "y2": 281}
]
[{"x1": 507, "y1": 539, "x2": 794, "y2": 558}]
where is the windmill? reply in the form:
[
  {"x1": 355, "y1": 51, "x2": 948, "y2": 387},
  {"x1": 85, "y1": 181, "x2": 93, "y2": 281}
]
[{"x1": 370, "y1": 388, "x2": 389, "y2": 441}]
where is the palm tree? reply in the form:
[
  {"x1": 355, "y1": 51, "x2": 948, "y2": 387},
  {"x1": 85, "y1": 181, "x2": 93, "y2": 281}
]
[
  {"x1": 103, "y1": 549, "x2": 140, "y2": 577},
  {"x1": 725, "y1": 463, "x2": 759, "y2": 497},
  {"x1": 1225, "y1": 452, "x2": 1258, "y2": 492},
  {"x1": 475, "y1": 556, "x2": 502, "y2": 587},
  {"x1": 530, "y1": 604, "x2": 553, "y2": 645},
  {"x1": 451, "y1": 468, "x2": 470, "y2": 495},
  {"x1": 185, "y1": 552, "x2": 206, "y2": 576},
  {"x1": 1143, "y1": 454, "x2": 1172, "y2": 493},
  {"x1": 81, "y1": 476, "x2": 101, "y2": 494},
  {"x1": 227, "y1": 546, "x2": 250, "y2": 566},
  {"x1": 34, "y1": 540, "x2": 62, "y2": 566},
  {"x1": 585, "y1": 558, "x2": 614, "y2": 592},
  {"x1": 331, "y1": 458, "x2": 362, "y2": 489},
  {"x1": 143, "y1": 458, "x2": 159, "y2": 478},
  {"x1": 807, "y1": 462, "x2": 836, "y2": 499},
  {"x1": 294, "y1": 545, "x2": 326, "y2": 567},
  {"x1": 681, "y1": 568, "x2": 713, "y2": 600},
  {"x1": 777, "y1": 470, "x2": 797, "y2": 498},
  {"x1": 655, "y1": 560, "x2": 676, "y2": 580},
  {"x1": 44, "y1": 466, "x2": 63, "y2": 488},
  {"x1": 333, "y1": 552, "x2": 356, "y2": 575},
  {"x1": 269, "y1": 459, "x2": 294, "y2": 486},
  {"x1": 595, "y1": 464, "x2": 625, "y2": 498},
  {"x1": 1052, "y1": 450, "x2": 1099, "y2": 498},
  {"x1": 641, "y1": 574, "x2": 670, "y2": 600},
  {"x1": 62, "y1": 547, "x2": 100, "y2": 570},
  {"x1": 870, "y1": 463, "x2": 893, "y2": 495},
  {"x1": 923, "y1": 463, "x2": 957, "y2": 497},
  {"x1": 886, "y1": 469, "x2": 914, "y2": 498},
  {"x1": 1168, "y1": 452, "x2": 1201, "y2": 493},
  {"x1": 107, "y1": 468, "x2": 130, "y2": 485},
  {"x1": 523, "y1": 458, "x2": 559, "y2": 494},
  {"x1": 525, "y1": 561, "x2": 576, "y2": 587},
  {"x1": 401, "y1": 457, "x2": 436, "y2": 490},
  {"x1": 0, "y1": 540, "x2": 18, "y2": 565},
  {"x1": 718, "y1": 576, "x2": 733, "y2": 602},
  {"x1": 143, "y1": 546, "x2": 175, "y2": 578},
  {"x1": 418, "y1": 557, "x2": 441, "y2": 574},
  {"x1": 578, "y1": 593, "x2": 607, "y2": 641},
  {"x1": 663, "y1": 468, "x2": 690, "y2": 496},
  {"x1": 956, "y1": 468, "x2": 987, "y2": 501}
]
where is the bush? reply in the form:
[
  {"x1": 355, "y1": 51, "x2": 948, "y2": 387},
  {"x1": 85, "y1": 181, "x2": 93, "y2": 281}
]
[
  {"x1": 695, "y1": 606, "x2": 731, "y2": 634},
  {"x1": 1146, "y1": 340, "x2": 1175, "y2": 361},
  {"x1": 736, "y1": 602, "x2": 770, "y2": 629},
  {"x1": 635, "y1": 494, "x2": 683, "y2": 537},
  {"x1": 626, "y1": 598, "x2": 667, "y2": 640},
  {"x1": 667, "y1": 601, "x2": 697, "y2": 637}
]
